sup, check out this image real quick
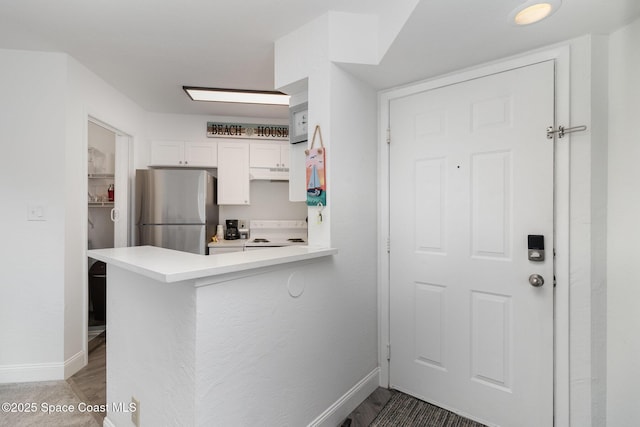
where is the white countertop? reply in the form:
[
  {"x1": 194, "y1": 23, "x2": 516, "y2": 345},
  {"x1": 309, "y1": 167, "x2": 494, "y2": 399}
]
[
  {"x1": 207, "y1": 240, "x2": 247, "y2": 248},
  {"x1": 87, "y1": 245, "x2": 337, "y2": 283}
]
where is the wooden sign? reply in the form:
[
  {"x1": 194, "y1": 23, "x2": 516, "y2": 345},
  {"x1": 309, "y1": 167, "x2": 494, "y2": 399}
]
[{"x1": 207, "y1": 122, "x2": 289, "y2": 141}]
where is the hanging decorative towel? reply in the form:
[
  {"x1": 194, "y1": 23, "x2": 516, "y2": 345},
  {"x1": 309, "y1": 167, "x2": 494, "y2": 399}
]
[{"x1": 305, "y1": 125, "x2": 327, "y2": 207}]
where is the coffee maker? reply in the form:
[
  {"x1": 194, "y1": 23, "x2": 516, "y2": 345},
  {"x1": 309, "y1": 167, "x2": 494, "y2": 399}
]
[{"x1": 225, "y1": 219, "x2": 239, "y2": 240}]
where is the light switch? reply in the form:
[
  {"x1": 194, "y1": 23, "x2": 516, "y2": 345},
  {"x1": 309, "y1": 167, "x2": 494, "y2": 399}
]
[{"x1": 27, "y1": 204, "x2": 47, "y2": 221}]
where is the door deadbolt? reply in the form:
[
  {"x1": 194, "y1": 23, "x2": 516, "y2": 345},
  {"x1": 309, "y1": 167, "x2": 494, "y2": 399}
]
[
  {"x1": 528, "y1": 235, "x2": 545, "y2": 262},
  {"x1": 529, "y1": 274, "x2": 544, "y2": 287}
]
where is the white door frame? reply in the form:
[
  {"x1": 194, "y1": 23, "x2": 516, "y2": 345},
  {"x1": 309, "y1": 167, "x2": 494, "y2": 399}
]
[
  {"x1": 378, "y1": 45, "x2": 571, "y2": 426},
  {"x1": 82, "y1": 114, "x2": 134, "y2": 362}
]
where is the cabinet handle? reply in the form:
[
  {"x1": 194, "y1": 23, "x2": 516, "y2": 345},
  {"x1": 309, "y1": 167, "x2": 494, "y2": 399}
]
[
  {"x1": 179, "y1": 161, "x2": 183, "y2": 164},
  {"x1": 110, "y1": 208, "x2": 119, "y2": 222},
  {"x1": 185, "y1": 161, "x2": 188, "y2": 165}
]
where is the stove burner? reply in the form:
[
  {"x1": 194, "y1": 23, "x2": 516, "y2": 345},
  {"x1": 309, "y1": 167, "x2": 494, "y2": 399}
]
[
  {"x1": 252, "y1": 238, "x2": 270, "y2": 243},
  {"x1": 288, "y1": 238, "x2": 305, "y2": 243}
]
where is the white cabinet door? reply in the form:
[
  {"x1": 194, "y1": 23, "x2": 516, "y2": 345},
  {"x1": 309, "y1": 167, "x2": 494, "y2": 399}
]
[
  {"x1": 150, "y1": 140, "x2": 217, "y2": 167},
  {"x1": 249, "y1": 143, "x2": 282, "y2": 168},
  {"x1": 185, "y1": 141, "x2": 217, "y2": 167},
  {"x1": 217, "y1": 141, "x2": 250, "y2": 205},
  {"x1": 280, "y1": 144, "x2": 289, "y2": 169},
  {"x1": 149, "y1": 140, "x2": 184, "y2": 166}
]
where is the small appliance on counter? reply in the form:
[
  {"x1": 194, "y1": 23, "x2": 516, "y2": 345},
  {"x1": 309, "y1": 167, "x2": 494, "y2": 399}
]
[
  {"x1": 238, "y1": 219, "x2": 249, "y2": 240},
  {"x1": 225, "y1": 219, "x2": 239, "y2": 240}
]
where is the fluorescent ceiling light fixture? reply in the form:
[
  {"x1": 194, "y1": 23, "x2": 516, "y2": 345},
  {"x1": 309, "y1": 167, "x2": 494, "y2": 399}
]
[
  {"x1": 510, "y1": 0, "x2": 561, "y2": 25},
  {"x1": 183, "y1": 86, "x2": 290, "y2": 105}
]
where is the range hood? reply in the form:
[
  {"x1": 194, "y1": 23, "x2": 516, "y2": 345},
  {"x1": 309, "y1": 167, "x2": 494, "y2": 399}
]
[{"x1": 249, "y1": 167, "x2": 289, "y2": 181}]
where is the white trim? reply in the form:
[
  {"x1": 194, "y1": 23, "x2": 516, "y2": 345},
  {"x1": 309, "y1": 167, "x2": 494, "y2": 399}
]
[
  {"x1": 552, "y1": 44, "x2": 571, "y2": 427},
  {"x1": 102, "y1": 416, "x2": 116, "y2": 427},
  {"x1": 0, "y1": 362, "x2": 64, "y2": 383},
  {"x1": 307, "y1": 367, "x2": 380, "y2": 427},
  {"x1": 83, "y1": 112, "x2": 135, "y2": 379},
  {"x1": 378, "y1": 43, "x2": 571, "y2": 427},
  {"x1": 64, "y1": 350, "x2": 86, "y2": 380},
  {"x1": 0, "y1": 350, "x2": 87, "y2": 384},
  {"x1": 378, "y1": 90, "x2": 391, "y2": 388}
]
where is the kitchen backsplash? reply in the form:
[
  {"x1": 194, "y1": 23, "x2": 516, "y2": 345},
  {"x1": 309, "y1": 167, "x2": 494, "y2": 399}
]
[{"x1": 219, "y1": 180, "x2": 307, "y2": 222}]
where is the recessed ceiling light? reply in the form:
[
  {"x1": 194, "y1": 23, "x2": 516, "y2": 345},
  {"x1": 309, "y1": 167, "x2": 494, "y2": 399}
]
[
  {"x1": 510, "y1": 0, "x2": 561, "y2": 26},
  {"x1": 183, "y1": 86, "x2": 290, "y2": 105}
]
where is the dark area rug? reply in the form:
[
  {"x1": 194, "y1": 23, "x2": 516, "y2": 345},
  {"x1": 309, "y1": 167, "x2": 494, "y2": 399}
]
[{"x1": 369, "y1": 392, "x2": 487, "y2": 427}]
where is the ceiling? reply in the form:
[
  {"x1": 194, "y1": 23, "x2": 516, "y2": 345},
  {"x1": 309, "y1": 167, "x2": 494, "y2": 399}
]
[{"x1": 1, "y1": 0, "x2": 639, "y2": 119}]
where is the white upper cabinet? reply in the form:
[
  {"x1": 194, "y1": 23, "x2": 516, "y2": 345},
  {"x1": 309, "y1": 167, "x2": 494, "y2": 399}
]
[
  {"x1": 217, "y1": 140, "x2": 250, "y2": 205},
  {"x1": 184, "y1": 141, "x2": 217, "y2": 167},
  {"x1": 149, "y1": 140, "x2": 184, "y2": 166},
  {"x1": 280, "y1": 145, "x2": 289, "y2": 169},
  {"x1": 149, "y1": 140, "x2": 217, "y2": 167},
  {"x1": 249, "y1": 142, "x2": 289, "y2": 169}
]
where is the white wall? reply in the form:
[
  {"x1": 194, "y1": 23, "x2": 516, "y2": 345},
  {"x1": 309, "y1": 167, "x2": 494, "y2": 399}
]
[
  {"x1": 588, "y1": 34, "x2": 609, "y2": 427},
  {"x1": 0, "y1": 47, "x2": 146, "y2": 382},
  {"x1": 106, "y1": 266, "x2": 196, "y2": 427},
  {"x1": 607, "y1": 16, "x2": 640, "y2": 427},
  {"x1": 274, "y1": 12, "x2": 380, "y2": 423},
  {"x1": 221, "y1": 180, "x2": 307, "y2": 223},
  {"x1": 194, "y1": 258, "x2": 376, "y2": 426},
  {"x1": 182, "y1": 81, "x2": 381, "y2": 418},
  {"x1": 0, "y1": 49, "x2": 67, "y2": 382},
  {"x1": 65, "y1": 56, "x2": 146, "y2": 377}
]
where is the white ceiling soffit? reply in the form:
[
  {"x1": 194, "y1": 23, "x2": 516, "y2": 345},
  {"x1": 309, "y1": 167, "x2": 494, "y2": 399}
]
[{"x1": 343, "y1": 0, "x2": 640, "y2": 89}]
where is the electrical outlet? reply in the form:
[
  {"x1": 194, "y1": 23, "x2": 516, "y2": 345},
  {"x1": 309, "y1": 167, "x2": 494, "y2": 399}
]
[{"x1": 131, "y1": 396, "x2": 140, "y2": 426}]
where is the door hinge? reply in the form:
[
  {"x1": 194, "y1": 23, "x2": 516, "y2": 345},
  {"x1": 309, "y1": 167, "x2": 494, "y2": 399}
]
[
  {"x1": 546, "y1": 125, "x2": 587, "y2": 139},
  {"x1": 386, "y1": 128, "x2": 391, "y2": 145},
  {"x1": 554, "y1": 275, "x2": 557, "y2": 287},
  {"x1": 386, "y1": 237, "x2": 390, "y2": 254},
  {"x1": 386, "y1": 344, "x2": 391, "y2": 361}
]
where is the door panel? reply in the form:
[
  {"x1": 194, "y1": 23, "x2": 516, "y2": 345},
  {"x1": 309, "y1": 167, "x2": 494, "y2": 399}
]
[
  {"x1": 113, "y1": 134, "x2": 130, "y2": 247},
  {"x1": 471, "y1": 151, "x2": 511, "y2": 258},
  {"x1": 389, "y1": 61, "x2": 554, "y2": 426}
]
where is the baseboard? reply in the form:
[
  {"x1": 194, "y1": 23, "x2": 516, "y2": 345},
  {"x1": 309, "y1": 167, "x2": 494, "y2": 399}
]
[
  {"x1": 308, "y1": 367, "x2": 380, "y2": 427},
  {"x1": 0, "y1": 350, "x2": 86, "y2": 384},
  {"x1": 64, "y1": 350, "x2": 86, "y2": 379},
  {"x1": 0, "y1": 362, "x2": 64, "y2": 383},
  {"x1": 102, "y1": 416, "x2": 116, "y2": 427}
]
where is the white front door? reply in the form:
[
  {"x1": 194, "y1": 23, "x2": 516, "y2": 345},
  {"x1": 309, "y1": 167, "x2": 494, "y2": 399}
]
[{"x1": 389, "y1": 61, "x2": 555, "y2": 426}]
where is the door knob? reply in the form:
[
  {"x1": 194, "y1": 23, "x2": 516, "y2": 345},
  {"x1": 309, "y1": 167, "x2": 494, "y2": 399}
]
[{"x1": 529, "y1": 274, "x2": 544, "y2": 287}]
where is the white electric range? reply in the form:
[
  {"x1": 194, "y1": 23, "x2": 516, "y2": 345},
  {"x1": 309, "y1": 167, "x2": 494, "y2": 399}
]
[{"x1": 243, "y1": 220, "x2": 307, "y2": 250}]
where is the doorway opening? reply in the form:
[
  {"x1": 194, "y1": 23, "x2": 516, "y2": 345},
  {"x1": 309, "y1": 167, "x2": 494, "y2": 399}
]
[
  {"x1": 85, "y1": 117, "x2": 132, "y2": 345},
  {"x1": 378, "y1": 46, "x2": 572, "y2": 426}
]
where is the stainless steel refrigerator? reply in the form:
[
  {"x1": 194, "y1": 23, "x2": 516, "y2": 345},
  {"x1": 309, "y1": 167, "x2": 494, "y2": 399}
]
[{"x1": 135, "y1": 169, "x2": 218, "y2": 255}]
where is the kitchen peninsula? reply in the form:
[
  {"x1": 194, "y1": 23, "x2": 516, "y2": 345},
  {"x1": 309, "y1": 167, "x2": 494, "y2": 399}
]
[{"x1": 87, "y1": 245, "x2": 337, "y2": 426}]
